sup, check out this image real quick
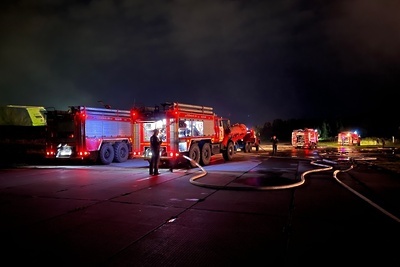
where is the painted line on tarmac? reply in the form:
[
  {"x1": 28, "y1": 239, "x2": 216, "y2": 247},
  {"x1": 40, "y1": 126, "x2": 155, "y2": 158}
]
[{"x1": 333, "y1": 167, "x2": 400, "y2": 223}]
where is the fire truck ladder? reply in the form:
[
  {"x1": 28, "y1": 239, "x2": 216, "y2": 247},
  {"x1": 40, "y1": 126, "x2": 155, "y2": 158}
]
[{"x1": 163, "y1": 102, "x2": 215, "y2": 115}]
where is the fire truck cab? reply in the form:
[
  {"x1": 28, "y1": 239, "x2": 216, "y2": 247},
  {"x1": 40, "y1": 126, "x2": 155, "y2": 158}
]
[{"x1": 131, "y1": 102, "x2": 236, "y2": 168}]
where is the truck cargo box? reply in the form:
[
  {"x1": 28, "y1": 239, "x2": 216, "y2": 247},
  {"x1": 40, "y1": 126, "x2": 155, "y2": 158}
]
[
  {"x1": 0, "y1": 105, "x2": 46, "y2": 126},
  {"x1": 0, "y1": 105, "x2": 47, "y2": 163}
]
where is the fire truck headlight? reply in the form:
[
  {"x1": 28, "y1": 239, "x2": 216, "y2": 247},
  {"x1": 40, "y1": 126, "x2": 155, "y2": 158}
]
[
  {"x1": 144, "y1": 148, "x2": 152, "y2": 157},
  {"x1": 178, "y1": 142, "x2": 187, "y2": 152}
]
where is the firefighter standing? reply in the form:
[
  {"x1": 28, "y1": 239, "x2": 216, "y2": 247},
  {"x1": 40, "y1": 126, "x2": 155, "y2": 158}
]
[
  {"x1": 149, "y1": 129, "x2": 162, "y2": 175},
  {"x1": 271, "y1": 135, "x2": 278, "y2": 155}
]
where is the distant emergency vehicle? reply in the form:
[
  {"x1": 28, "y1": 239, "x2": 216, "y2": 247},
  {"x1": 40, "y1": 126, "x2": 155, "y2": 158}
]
[
  {"x1": 338, "y1": 131, "x2": 361, "y2": 146},
  {"x1": 292, "y1": 128, "x2": 318, "y2": 149}
]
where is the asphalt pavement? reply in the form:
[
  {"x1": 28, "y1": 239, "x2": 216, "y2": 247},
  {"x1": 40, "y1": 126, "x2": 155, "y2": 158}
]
[{"x1": 1, "y1": 149, "x2": 400, "y2": 267}]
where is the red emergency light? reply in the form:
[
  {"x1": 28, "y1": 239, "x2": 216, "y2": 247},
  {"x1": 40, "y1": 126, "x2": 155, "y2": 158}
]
[
  {"x1": 131, "y1": 110, "x2": 138, "y2": 120},
  {"x1": 78, "y1": 111, "x2": 87, "y2": 120}
]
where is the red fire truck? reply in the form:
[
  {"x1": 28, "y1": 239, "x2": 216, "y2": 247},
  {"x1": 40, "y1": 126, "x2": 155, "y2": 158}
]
[
  {"x1": 234, "y1": 124, "x2": 261, "y2": 152},
  {"x1": 338, "y1": 131, "x2": 361, "y2": 146},
  {"x1": 45, "y1": 106, "x2": 133, "y2": 164},
  {"x1": 131, "y1": 102, "x2": 248, "y2": 168},
  {"x1": 291, "y1": 128, "x2": 318, "y2": 149}
]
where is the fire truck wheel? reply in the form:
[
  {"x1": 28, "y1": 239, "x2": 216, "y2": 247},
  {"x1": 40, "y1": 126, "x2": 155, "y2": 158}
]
[
  {"x1": 200, "y1": 143, "x2": 211, "y2": 166},
  {"x1": 99, "y1": 143, "x2": 115, "y2": 165},
  {"x1": 113, "y1": 142, "x2": 129, "y2": 163},
  {"x1": 255, "y1": 145, "x2": 259, "y2": 152},
  {"x1": 223, "y1": 142, "x2": 235, "y2": 161},
  {"x1": 188, "y1": 144, "x2": 201, "y2": 168}
]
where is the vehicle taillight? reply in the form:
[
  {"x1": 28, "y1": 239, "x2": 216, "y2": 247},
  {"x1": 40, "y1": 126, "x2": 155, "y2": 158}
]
[
  {"x1": 168, "y1": 151, "x2": 180, "y2": 158},
  {"x1": 77, "y1": 151, "x2": 90, "y2": 157},
  {"x1": 46, "y1": 150, "x2": 56, "y2": 156}
]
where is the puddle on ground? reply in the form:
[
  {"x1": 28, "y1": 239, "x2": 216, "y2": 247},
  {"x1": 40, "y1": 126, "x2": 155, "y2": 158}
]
[{"x1": 235, "y1": 171, "x2": 298, "y2": 186}]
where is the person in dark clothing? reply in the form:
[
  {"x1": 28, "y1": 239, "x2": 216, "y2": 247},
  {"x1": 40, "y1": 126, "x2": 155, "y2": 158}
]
[
  {"x1": 271, "y1": 135, "x2": 278, "y2": 155},
  {"x1": 149, "y1": 129, "x2": 162, "y2": 175}
]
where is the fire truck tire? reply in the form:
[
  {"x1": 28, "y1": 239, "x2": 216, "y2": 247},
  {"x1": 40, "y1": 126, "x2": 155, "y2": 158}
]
[
  {"x1": 99, "y1": 143, "x2": 114, "y2": 165},
  {"x1": 255, "y1": 145, "x2": 259, "y2": 151},
  {"x1": 188, "y1": 144, "x2": 201, "y2": 168},
  {"x1": 200, "y1": 143, "x2": 211, "y2": 166},
  {"x1": 223, "y1": 142, "x2": 234, "y2": 161},
  {"x1": 113, "y1": 142, "x2": 129, "y2": 163}
]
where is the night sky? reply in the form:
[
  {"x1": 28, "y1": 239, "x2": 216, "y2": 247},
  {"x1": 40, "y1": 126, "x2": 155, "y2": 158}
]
[{"x1": 1, "y1": 0, "x2": 399, "y2": 128}]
